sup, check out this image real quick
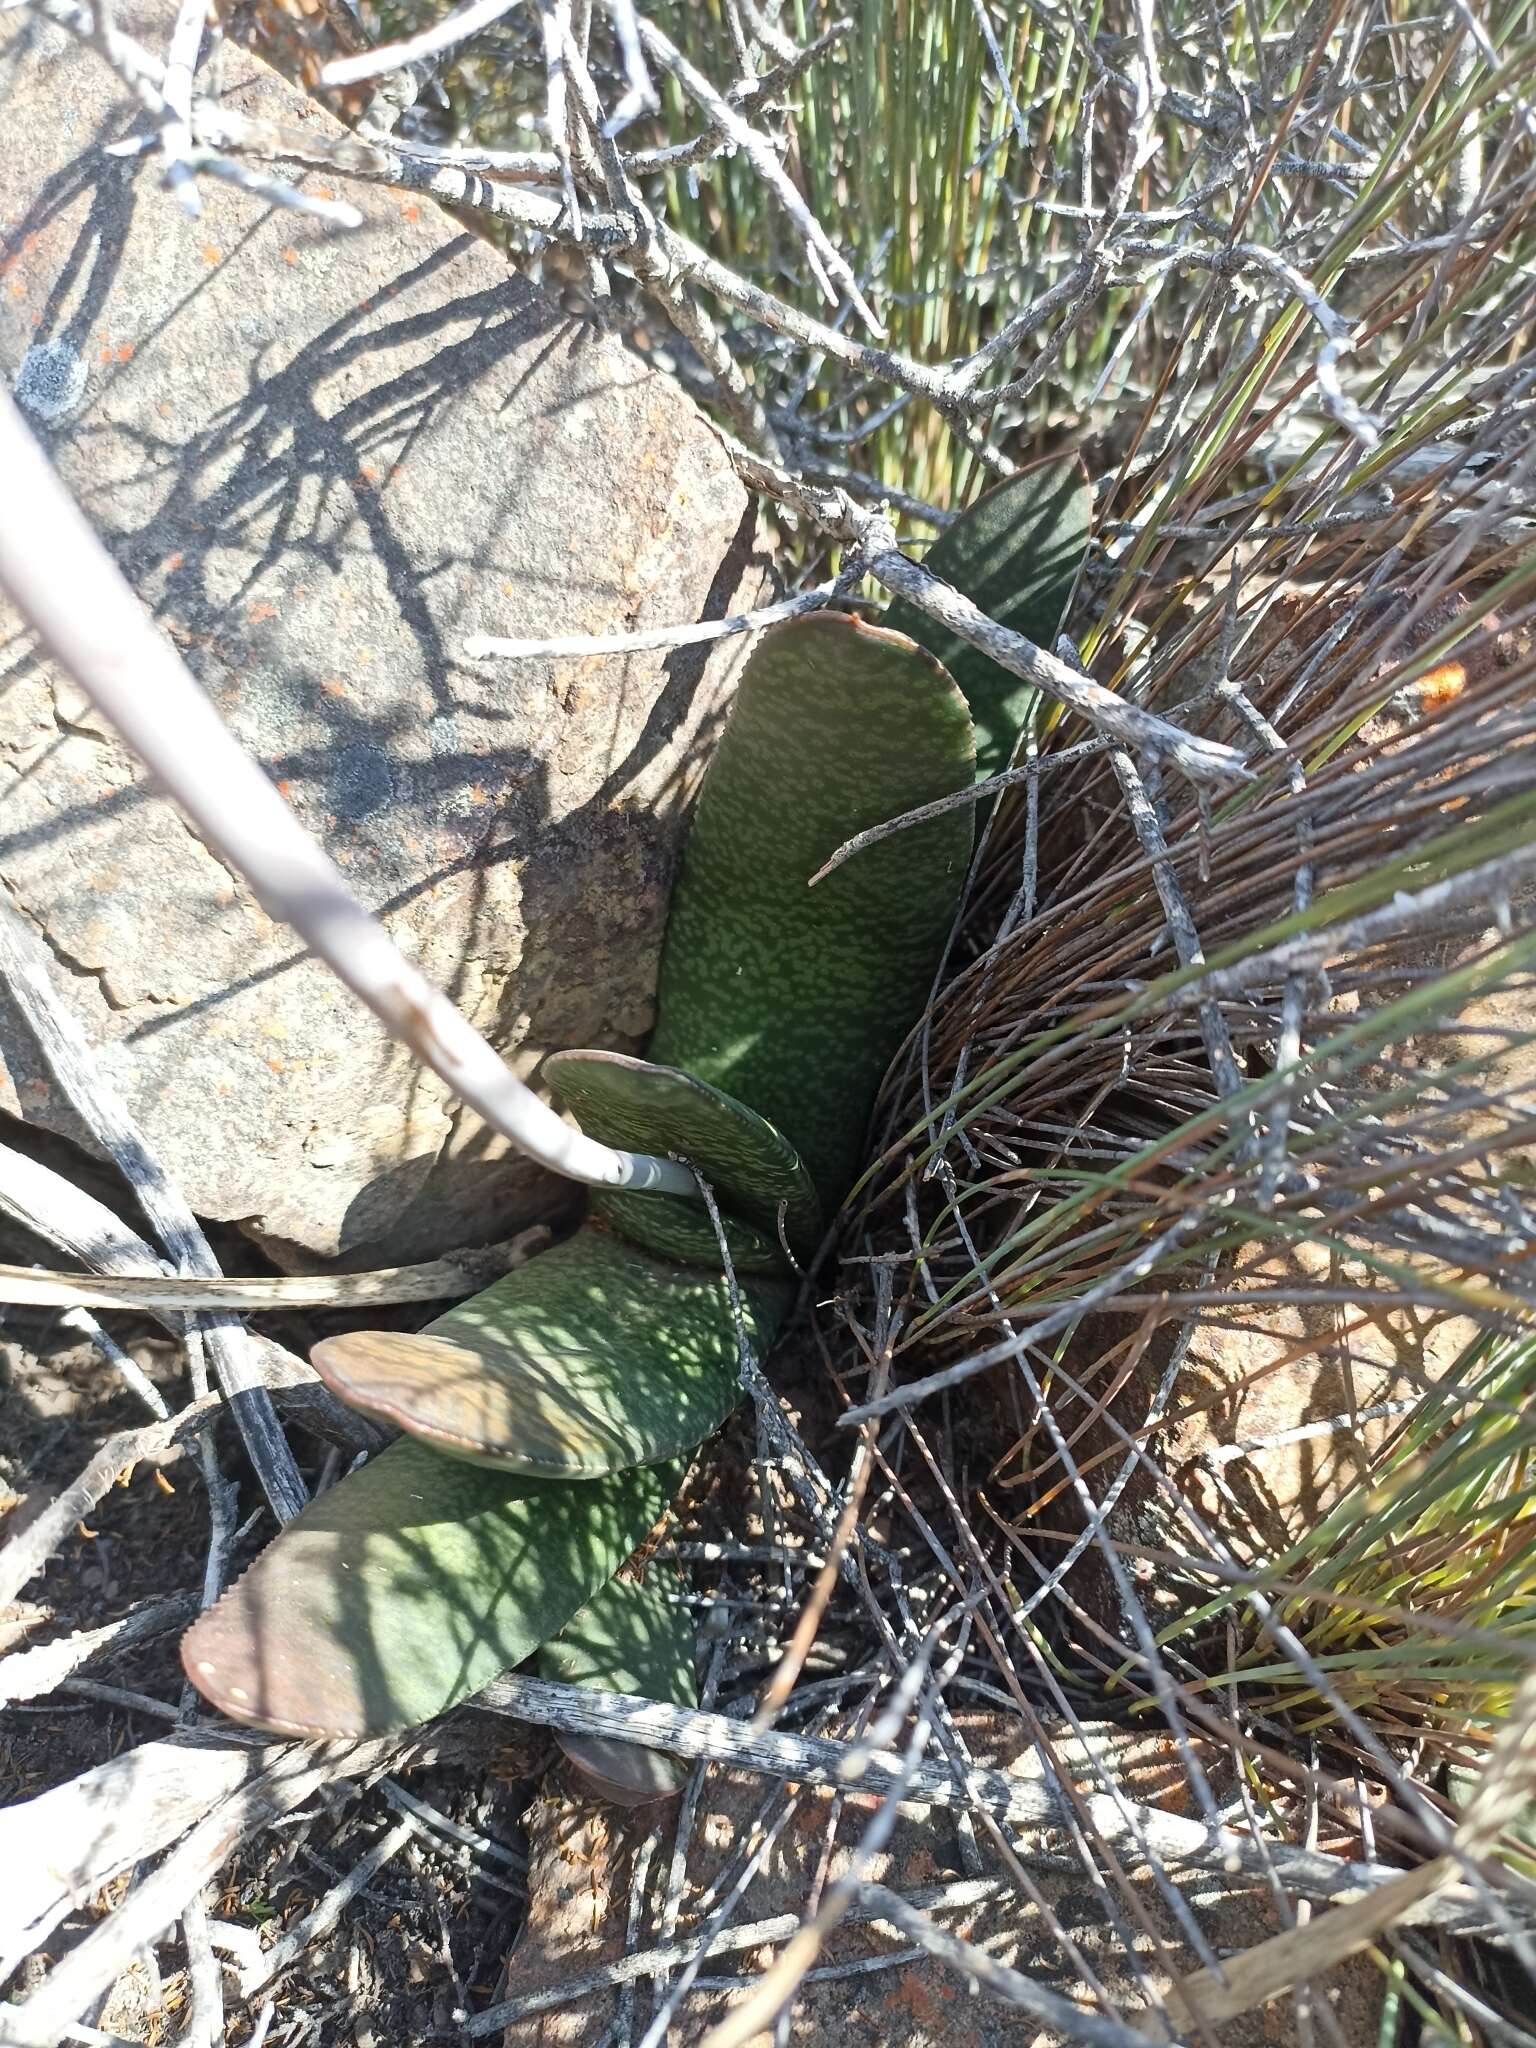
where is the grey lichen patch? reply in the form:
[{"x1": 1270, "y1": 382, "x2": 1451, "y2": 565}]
[{"x1": 13, "y1": 340, "x2": 88, "y2": 425}]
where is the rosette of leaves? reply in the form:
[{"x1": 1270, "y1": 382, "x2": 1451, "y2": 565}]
[{"x1": 181, "y1": 465, "x2": 1089, "y2": 1790}]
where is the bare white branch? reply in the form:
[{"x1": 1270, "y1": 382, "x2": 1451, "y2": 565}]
[
  {"x1": 472, "y1": 1672, "x2": 1512, "y2": 1930},
  {"x1": 465, "y1": 582, "x2": 848, "y2": 660},
  {"x1": 319, "y1": 0, "x2": 528, "y2": 90},
  {"x1": 0, "y1": 896, "x2": 308, "y2": 1523},
  {"x1": 157, "y1": 0, "x2": 207, "y2": 215},
  {"x1": 635, "y1": 13, "x2": 884, "y2": 336},
  {"x1": 600, "y1": 0, "x2": 658, "y2": 130}
]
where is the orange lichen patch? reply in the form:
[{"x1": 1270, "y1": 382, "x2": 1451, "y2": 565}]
[
  {"x1": 400, "y1": 203, "x2": 420, "y2": 222},
  {"x1": 200, "y1": 243, "x2": 220, "y2": 265},
  {"x1": 0, "y1": 228, "x2": 40, "y2": 277},
  {"x1": 1414, "y1": 658, "x2": 1470, "y2": 710},
  {"x1": 281, "y1": 247, "x2": 299, "y2": 265},
  {"x1": 116, "y1": 343, "x2": 133, "y2": 362},
  {"x1": 9, "y1": 280, "x2": 28, "y2": 300},
  {"x1": 247, "y1": 601, "x2": 277, "y2": 624},
  {"x1": 164, "y1": 552, "x2": 183, "y2": 570},
  {"x1": 321, "y1": 676, "x2": 347, "y2": 697},
  {"x1": 276, "y1": 779, "x2": 293, "y2": 797},
  {"x1": 354, "y1": 465, "x2": 377, "y2": 487},
  {"x1": 883, "y1": 1966, "x2": 953, "y2": 2029}
]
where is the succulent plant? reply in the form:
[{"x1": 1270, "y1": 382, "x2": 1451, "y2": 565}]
[
  {"x1": 181, "y1": 466, "x2": 1089, "y2": 1790},
  {"x1": 540, "y1": 1570, "x2": 700, "y2": 1806},
  {"x1": 885, "y1": 460, "x2": 1091, "y2": 785}
]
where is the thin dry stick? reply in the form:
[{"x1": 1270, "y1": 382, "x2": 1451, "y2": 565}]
[
  {"x1": 0, "y1": 1143, "x2": 368, "y2": 1446},
  {"x1": 634, "y1": 13, "x2": 883, "y2": 333},
  {"x1": 1163, "y1": 1664, "x2": 1536, "y2": 2034},
  {"x1": 0, "y1": 1256, "x2": 491, "y2": 1312},
  {"x1": 0, "y1": 1140, "x2": 179, "y2": 1279},
  {"x1": 0, "y1": 1594, "x2": 197, "y2": 1708},
  {"x1": 56, "y1": 1307, "x2": 168, "y2": 1420},
  {"x1": 1108, "y1": 747, "x2": 1245, "y2": 1102},
  {"x1": 717, "y1": 461, "x2": 1248, "y2": 784},
  {"x1": 699, "y1": 1639, "x2": 965, "y2": 2048},
  {"x1": 1175, "y1": 844, "x2": 1536, "y2": 1006},
  {"x1": 853, "y1": 1882, "x2": 1158, "y2": 2048},
  {"x1": 319, "y1": 0, "x2": 527, "y2": 89},
  {"x1": 242, "y1": 1816, "x2": 416, "y2": 1996},
  {"x1": 0, "y1": 1730, "x2": 283, "y2": 1976},
  {"x1": 465, "y1": 582, "x2": 850, "y2": 660},
  {"x1": 157, "y1": 0, "x2": 208, "y2": 214},
  {"x1": 810, "y1": 740, "x2": 1109, "y2": 883},
  {"x1": 461, "y1": 1878, "x2": 1010, "y2": 2033},
  {"x1": 35, "y1": 0, "x2": 363, "y2": 223},
  {"x1": 1165, "y1": 1855, "x2": 1457, "y2": 2030},
  {"x1": 0, "y1": 1735, "x2": 420, "y2": 2048},
  {"x1": 179, "y1": 1890, "x2": 223, "y2": 2048},
  {"x1": 600, "y1": 0, "x2": 657, "y2": 129}
]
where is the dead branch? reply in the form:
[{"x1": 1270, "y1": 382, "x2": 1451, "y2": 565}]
[{"x1": 473, "y1": 1672, "x2": 1515, "y2": 1930}]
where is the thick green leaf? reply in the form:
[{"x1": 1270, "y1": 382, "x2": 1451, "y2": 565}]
[
  {"x1": 647, "y1": 611, "x2": 976, "y2": 1207},
  {"x1": 311, "y1": 1226, "x2": 790, "y2": 1476},
  {"x1": 885, "y1": 460, "x2": 1091, "y2": 782},
  {"x1": 180, "y1": 1439, "x2": 678, "y2": 1738},
  {"x1": 540, "y1": 1570, "x2": 698, "y2": 1805},
  {"x1": 545, "y1": 1048, "x2": 821, "y2": 1272}
]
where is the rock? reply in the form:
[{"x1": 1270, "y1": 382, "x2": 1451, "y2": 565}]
[{"x1": 0, "y1": 2, "x2": 764, "y2": 1265}]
